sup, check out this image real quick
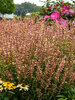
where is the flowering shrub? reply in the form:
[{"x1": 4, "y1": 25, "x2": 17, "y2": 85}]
[
  {"x1": 0, "y1": 18, "x2": 75, "y2": 99},
  {"x1": 39, "y1": 0, "x2": 75, "y2": 27}
]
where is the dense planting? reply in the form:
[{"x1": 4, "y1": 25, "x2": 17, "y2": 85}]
[{"x1": 0, "y1": 18, "x2": 75, "y2": 99}]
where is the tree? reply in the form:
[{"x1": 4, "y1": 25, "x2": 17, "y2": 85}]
[
  {"x1": 0, "y1": 0, "x2": 15, "y2": 14},
  {"x1": 14, "y1": 2, "x2": 40, "y2": 17}
]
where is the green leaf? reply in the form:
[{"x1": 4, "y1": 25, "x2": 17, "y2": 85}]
[
  {"x1": 57, "y1": 95, "x2": 65, "y2": 98},
  {"x1": 71, "y1": 88, "x2": 75, "y2": 93},
  {"x1": 8, "y1": 91, "x2": 15, "y2": 94},
  {"x1": 4, "y1": 97, "x2": 9, "y2": 100},
  {"x1": 13, "y1": 98, "x2": 18, "y2": 100},
  {"x1": 58, "y1": 98, "x2": 66, "y2": 100},
  {"x1": 65, "y1": 98, "x2": 68, "y2": 100},
  {"x1": 51, "y1": 1, "x2": 55, "y2": 4}
]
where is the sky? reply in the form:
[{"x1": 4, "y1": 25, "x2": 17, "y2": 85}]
[{"x1": 13, "y1": 0, "x2": 73, "y2": 6}]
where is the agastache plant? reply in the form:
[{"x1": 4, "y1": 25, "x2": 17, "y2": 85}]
[{"x1": 0, "y1": 17, "x2": 75, "y2": 99}]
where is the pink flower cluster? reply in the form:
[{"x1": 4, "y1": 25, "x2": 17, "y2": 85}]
[
  {"x1": 50, "y1": 11, "x2": 60, "y2": 20},
  {"x1": 50, "y1": 10, "x2": 66, "y2": 28},
  {"x1": 49, "y1": 6, "x2": 53, "y2": 9},
  {"x1": 61, "y1": 6, "x2": 74, "y2": 15},
  {"x1": 43, "y1": 5, "x2": 74, "y2": 28},
  {"x1": 44, "y1": 15, "x2": 50, "y2": 20}
]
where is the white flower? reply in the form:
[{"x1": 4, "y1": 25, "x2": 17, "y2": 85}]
[
  {"x1": 0, "y1": 79, "x2": 3, "y2": 84},
  {"x1": 19, "y1": 88, "x2": 22, "y2": 91},
  {"x1": 23, "y1": 85, "x2": 29, "y2": 91},
  {"x1": 17, "y1": 84, "x2": 22, "y2": 88},
  {"x1": 17, "y1": 84, "x2": 29, "y2": 91}
]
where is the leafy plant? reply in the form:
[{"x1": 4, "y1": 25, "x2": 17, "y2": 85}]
[{"x1": 57, "y1": 88, "x2": 75, "y2": 100}]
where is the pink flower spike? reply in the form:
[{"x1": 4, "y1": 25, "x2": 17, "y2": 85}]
[
  {"x1": 44, "y1": 15, "x2": 50, "y2": 20},
  {"x1": 56, "y1": 18, "x2": 66, "y2": 29},
  {"x1": 59, "y1": 18, "x2": 66, "y2": 28}
]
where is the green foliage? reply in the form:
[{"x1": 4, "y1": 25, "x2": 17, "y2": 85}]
[
  {"x1": 57, "y1": 88, "x2": 75, "y2": 100},
  {"x1": 39, "y1": 6, "x2": 46, "y2": 15},
  {"x1": 0, "y1": 0, "x2": 15, "y2": 14},
  {"x1": 0, "y1": 54, "x2": 18, "y2": 83}
]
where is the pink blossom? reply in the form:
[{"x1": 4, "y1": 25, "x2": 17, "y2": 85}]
[
  {"x1": 44, "y1": 15, "x2": 50, "y2": 20},
  {"x1": 54, "y1": 11, "x2": 60, "y2": 13},
  {"x1": 72, "y1": 21, "x2": 75, "y2": 24},
  {"x1": 72, "y1": 13, "x2": 75, "y2": 16},
  {"x1": 61, "y1": 12, "x2": 68, "y2": 15},
  {"x1": 67, "y1": 6, "x2": 71, "y2": 9},
  {"x1": 60, "y1": 1, "x2": 64, "y2": 5},
  {"x1": 49, "y1": 6, "x2": 53, "y2": 9},
  {"x1": 61, "y1": 8, "x2": 66, "y2": 11},
  {"x1": 50, "y1": 11, "x2": 60, "y2": 20},
  {"x1": 46, "y1": 9, "x2": 48, "y2": 13},
  {"x1": 68, "y1": 9, "x2": 74, "y2": 13},
  {"x1": 63, "y1": 6, "x2": 69, "y2": 10},
  {"x1": 61, "y1": 6, "x2": 74, "y2": 14},
  {"x1": 56, "y1": 3, "x2": 57, "y2": 5},
  {"x1": 60, "y1": 6, "x2": 69, "y2": 11}
]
